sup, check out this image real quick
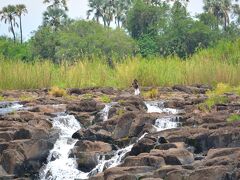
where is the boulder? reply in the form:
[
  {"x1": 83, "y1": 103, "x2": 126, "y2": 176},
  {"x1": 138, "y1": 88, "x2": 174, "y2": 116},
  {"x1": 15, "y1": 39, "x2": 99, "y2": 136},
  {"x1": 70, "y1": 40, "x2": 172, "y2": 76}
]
[
  {"x1": 187, "y1": 166, "x2": 228, "y2": 180},
  {"x1": 120, "y1": 154, "x2": 165, "y2": 168},
  {"x1": 74, "y1": 140, "x2": 112, "y2": 153},
  {"x1": 66, "y1": 99, "x2": 102, "y2": 112},
  {"x1": 75, "y1": 152, "x2": 98, "y2": 172},
  {"x1": 130, "y1": 137, "x2": 156, "y2": 156}
]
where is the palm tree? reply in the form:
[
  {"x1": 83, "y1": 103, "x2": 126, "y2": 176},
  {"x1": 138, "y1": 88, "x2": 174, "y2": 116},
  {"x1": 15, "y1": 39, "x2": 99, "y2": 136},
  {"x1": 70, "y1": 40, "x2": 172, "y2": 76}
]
[
  {"x1": 87, "y1": 0, "x2": 105, "y2": 24},
  {"x1": 43, "y1": 6, "x2": 68, "y2": 30},
  {"x1": 43, "y1": 0, "x2": 68, "y2": 10},
  {"x1": 203, "y1": 0, "x2": 232, "y2": 30},
  {"x1": 114, "y1": 0, "x2": 132, "y2": 27},
  {"x1": 15, "y1": 4, "x2": 27, "y2": 44},
  {"x1": 0, "y1": 5, "x2": 18, "y2": 42}
]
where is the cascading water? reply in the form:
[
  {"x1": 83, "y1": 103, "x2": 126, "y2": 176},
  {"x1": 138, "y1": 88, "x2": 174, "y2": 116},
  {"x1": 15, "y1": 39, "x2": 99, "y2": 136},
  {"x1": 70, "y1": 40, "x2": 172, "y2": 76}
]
[
  {"x1": 0, "y1": 102, "x2": 23, "y2": 115},
  {"x1": 86, "y1": 101, "x2": 181, "y2": 176},
  {"x1": 88, "y1": 132, "x2": 148, "y2": 176},
  {"x1": 145, "y1": 101, "x2": 180, "y2": 115},
  {"x1": 100, "y1": 102, "x2": 117, "y2": 121},
  {"x1": 39, "y1": 100, "x2": 181, "y2": 179},
  {"x1": 39, "y1": 114, "x2": 89, "y2": 180}
]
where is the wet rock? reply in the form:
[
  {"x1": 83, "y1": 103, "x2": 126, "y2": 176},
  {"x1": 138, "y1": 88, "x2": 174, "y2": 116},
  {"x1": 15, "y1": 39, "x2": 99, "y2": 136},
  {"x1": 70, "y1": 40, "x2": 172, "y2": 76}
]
[
  {"x1": 72, "y1": 128, "x2": 113, "y2": 143},
  {"x1": 75, "y1": 152, "x2": 98, "y2": 172},
  {"x1": 1, "y1": 139, "x2": 54, "y2": 176},
  {"x1": 13, "y1": 128, "x2": 32, "y2": 140},
  {"x1": 113, "y1": 112, "x2": 136, "y2": 139},
  {"x1": 130, "y1": 137, "x2": 156, "y2": 156},
  {"x1": 69, "y1": 112, "x2": 94, "y2": 127},
  {"x1": 1, "y1": 149, "x2": 25, "y2": 174}
]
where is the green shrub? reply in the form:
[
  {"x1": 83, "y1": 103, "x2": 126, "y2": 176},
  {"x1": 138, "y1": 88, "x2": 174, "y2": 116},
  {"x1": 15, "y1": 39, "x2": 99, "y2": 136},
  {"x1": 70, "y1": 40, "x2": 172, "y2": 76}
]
[
  {"x1": 101, "y1": 95, "x2": 111, "y2": 103},
  {"x1": 49, "y1": 86, "x2": 66, "y2": 97},
  {"x1": 143, "y1": 88, "x2": 159, "y2": 99},
  {"x1": 227, "y1": 114, "x2": 240, "y2": 123}
]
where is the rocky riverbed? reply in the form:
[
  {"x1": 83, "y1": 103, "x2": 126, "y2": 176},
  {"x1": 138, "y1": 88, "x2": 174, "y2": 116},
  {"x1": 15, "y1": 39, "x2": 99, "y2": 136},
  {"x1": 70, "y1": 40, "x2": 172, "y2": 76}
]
[{"x1": 0, "y1": 85, "x2": 239, "y2": 180}]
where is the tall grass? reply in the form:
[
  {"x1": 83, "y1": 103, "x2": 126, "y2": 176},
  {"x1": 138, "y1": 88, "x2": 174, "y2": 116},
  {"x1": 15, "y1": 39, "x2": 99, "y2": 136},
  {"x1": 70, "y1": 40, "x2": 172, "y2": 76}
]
[{"x1": 0, "y1": 42, "x2": 240, "y2": 90}]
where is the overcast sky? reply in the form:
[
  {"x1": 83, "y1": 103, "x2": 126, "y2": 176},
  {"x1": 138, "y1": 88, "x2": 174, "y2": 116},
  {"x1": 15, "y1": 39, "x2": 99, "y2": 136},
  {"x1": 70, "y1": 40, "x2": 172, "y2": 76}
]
[{"x1": 0, "y1": 0, "x2": 203, "y2": 40}]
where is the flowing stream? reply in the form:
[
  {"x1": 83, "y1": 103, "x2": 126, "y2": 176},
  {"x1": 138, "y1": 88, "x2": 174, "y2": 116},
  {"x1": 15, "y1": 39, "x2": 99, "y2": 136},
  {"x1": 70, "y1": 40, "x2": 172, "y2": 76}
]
[
  {"x1": 39, "y1": 114, "x2": 89, "y2": 180},
  {"x1": 39, "y1": 101, "x2": 181, "y2": 180},
  {"x1": 0, "y1": 102, "x2": 23, "y2": 115}
]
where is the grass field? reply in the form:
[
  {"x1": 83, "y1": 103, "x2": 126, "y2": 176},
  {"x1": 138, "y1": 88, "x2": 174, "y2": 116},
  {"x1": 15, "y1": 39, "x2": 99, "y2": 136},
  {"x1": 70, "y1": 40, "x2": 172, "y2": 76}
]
[{"x1": 0, "y1": 40, "x2": 240, "y2": 90}]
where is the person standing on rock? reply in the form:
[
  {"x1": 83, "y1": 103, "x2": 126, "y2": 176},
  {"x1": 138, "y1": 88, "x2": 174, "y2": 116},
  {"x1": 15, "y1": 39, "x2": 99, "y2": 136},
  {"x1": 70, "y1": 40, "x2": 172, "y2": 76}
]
[{"x1": 132, "y1": 79, "x2": 140, "y2": 95}]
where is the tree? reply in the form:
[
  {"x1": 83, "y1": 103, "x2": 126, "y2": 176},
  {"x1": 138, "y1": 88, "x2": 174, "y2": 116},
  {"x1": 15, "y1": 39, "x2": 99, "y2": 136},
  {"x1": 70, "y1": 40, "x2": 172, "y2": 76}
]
[
  {"x1": 43, "y1": 6, "x2": 68, "y2": 30},
  {"x1": 114, "y1": 0, "x2": 132, "y2": 27},
  {"x1": 87, "y1": 0, "x2": 105, "y2": 24},
  {"x1": 87, "y1": 0, "x2": 133, "y2": 27},
  {"x1": 203, "y1": 0, "x2": 240, "y2": 30},
  {"x1": 127, "y1": 0, "x2": 169, "y2": 39},
  {"x1": 15, "y1": 4, "x2": 27, "y2": 44},
  {"x1": 43, "y1": 0, "x2": 68, "y2": 10},
  {"x1": 43, "y1": 0, "x2": 69, "y2": 30},
  {"x1": 55, "y1": 20, "x2": 137, "y2": 60},
  {"x1": 0, "y1": 5, "x2": 18, "y2": 42},
  {"x1": 30, "y1": 26, "x2": 60, "y2": 61}
]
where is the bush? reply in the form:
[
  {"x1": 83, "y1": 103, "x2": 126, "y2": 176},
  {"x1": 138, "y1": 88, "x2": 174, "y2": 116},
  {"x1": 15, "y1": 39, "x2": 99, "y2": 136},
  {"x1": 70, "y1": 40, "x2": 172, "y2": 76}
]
[
  {"x1": 143, "y1": 88, "x2": 159, "y2": 99},
  {"x1": 227, "y1": 114, "x2": 240, "y2": 123},
  {"x1": 49, "y1": 86, "x2": 66, "y2": 97},
  {"x1": 0, "y1": 37, "x2": 31, "y2": 61},
  {"x1": 100, "y1": 95, "x2": 111, "y2": 103}
]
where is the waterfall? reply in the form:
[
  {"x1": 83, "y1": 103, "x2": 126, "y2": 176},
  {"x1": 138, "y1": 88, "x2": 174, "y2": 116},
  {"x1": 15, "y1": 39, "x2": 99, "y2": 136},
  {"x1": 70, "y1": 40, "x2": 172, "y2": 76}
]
[
  {"x1": 87, "y1": 101, "x2": 181, "y2": 176},
  {"x1": 39, "y1": 100, "x2": 181, "y2": 179},
  {"x1": 39, "y1": 114, "x2": 89, "y2": 180}
]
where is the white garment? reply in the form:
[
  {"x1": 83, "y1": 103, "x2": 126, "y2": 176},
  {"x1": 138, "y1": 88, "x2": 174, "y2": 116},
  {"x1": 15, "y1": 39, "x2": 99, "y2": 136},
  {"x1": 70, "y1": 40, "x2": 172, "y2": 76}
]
[{"x1": 134, "y1": 88, "x2": 140, "y2": 95}]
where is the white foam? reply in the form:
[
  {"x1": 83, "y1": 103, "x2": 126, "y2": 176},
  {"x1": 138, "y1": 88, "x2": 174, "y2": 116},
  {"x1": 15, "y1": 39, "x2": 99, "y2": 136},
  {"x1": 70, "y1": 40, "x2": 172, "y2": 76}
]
[
  {"x1": 0, "y1": 102, "x2": 23, "y2": 115},
  {"x1": 100, "y1": 102, "x2": 117, "y2": 121},
  {"x1": 145, "y1": 101, "x2": 180, "y2": 114},
  {"x1": 39, "y1": 114, "x2": 89, "y2": 180}
]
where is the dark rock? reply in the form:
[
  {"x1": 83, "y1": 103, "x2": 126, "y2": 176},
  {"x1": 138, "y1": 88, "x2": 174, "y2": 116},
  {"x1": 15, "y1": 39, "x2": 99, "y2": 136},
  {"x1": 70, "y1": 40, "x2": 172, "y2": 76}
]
[
  {"x1": 130, "y1": 137, "x2": 156, "y2": 156},
  {"x1": 155, "y1": 143, "x2": 177, "y2": 150},
  {"x1": 13, "y1": 128, "x2": 32, "y2": 140},
  {"x1": 74, "y1": 140, "x2": 112, "y2": 153},
  {"x1": 75, "y1": 152, "x2": 98, "y2": 172},
  {"x1": 113, "y1": 112, "x2": 136, "y2": 139},
  {"x1": 66, "y1": 99, "x2": 100, "y2": 112},
  {"x1": 120, "y1": 155, "x2": 165, "y2": 168},
  {"x1": 68, "y1": 88, "x2": 83, "y2": 95}
]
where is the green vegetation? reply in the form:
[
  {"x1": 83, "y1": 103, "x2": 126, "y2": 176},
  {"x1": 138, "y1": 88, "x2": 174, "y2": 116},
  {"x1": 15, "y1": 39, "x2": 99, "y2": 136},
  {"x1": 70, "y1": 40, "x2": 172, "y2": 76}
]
[
  {"x1": 82, "y1": 93, "x2": 94, "y2": 100},
  {"x1": 198, "y1": 83, "x2": 240, "y2": 111},
  {"x1": 143, "y1": 88, "x2": 159, "y2": 99},
  {"x1": 0, "y1": 0, "x2": 240, "y2": 90},
  {"x1": 0, "y1": 44, "x2": 240, "y2": 90},
  {"x1": 227, "y1": 114, "x2": 240, "y2": 123},
  {"x1": 49, "y1": 86, "x2": 67, "y2": 97},
  {"x1": 100, "y1": 95, "x2": 111, "y2": 103}
]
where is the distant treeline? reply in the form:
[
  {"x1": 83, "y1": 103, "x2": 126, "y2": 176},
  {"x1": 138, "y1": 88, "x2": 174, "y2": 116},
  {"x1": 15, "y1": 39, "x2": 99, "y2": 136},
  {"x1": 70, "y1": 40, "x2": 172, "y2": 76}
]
[{"x1": 1, "y1": 0, "x2": 240, "y2": 62}]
